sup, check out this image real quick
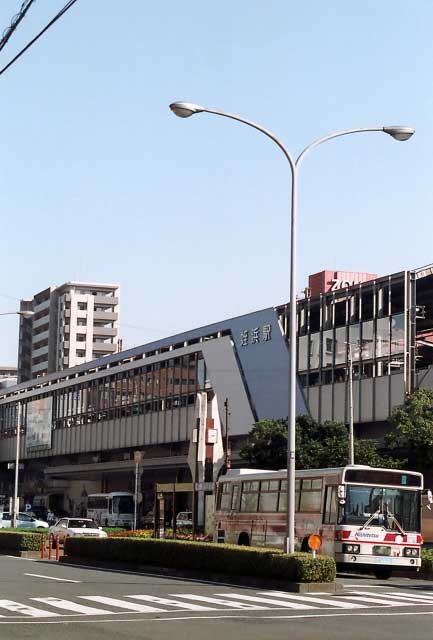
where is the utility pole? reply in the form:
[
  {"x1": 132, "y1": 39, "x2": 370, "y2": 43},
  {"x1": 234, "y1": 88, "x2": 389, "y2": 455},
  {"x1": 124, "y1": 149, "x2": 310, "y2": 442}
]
[
  {"x1": 347, "y1": 343, "x2": 354, "y2": 465},
  {"x1": 224, "y1": 397, "x2": 231, "y2": 470},
  {"x1": 12, "y1": 403, "x2": 21, "y2": 528}
]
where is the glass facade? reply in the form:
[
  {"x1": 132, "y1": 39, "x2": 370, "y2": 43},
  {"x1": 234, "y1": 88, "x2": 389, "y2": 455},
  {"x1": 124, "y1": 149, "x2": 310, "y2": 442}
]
[
  {"x1": 290, "y1": 276, "x2": 407, "y2": 388},
  {"x1": 0, "y1": 353, "x2": 207, "y2": 438}
]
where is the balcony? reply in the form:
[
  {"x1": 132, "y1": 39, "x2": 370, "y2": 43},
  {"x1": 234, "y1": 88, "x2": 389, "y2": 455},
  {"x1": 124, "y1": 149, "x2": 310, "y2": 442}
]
[
  {"x1": 33, "y1": 314, "x2": 50, "y2": 330},
  {"x1": 92, "y1": 327, "x2": 117, "y2": 337},
  {"x1": 31, "y1": 361, "x2": 49, "y2": 374},
  {"x1": 92, "y1": 342, "x2": 117, "y2": 353},
  {"x1": 32, "y1": 344, "x2": 49, "y2": 359},
  {"x1": 32, "y1": 329, "x2": 49, "y2": 344},
  {"x1": 93, "y1": 311, "x2": 118, "y2": 322},
  {"x1": 33, "y1": 299, "x2": 50, "y2": 313},
  {"x1": 92, "y1": 295, "x2": 118, "y2": 306}
]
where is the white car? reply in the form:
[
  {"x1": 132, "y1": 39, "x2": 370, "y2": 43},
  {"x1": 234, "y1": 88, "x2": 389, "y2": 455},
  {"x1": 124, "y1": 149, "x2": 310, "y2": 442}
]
[
  {"x1": 176, "y1": 511, "x2": 193, "y2": 528},
  {"x1": 0, "y1": 512, "x2": 49, "y2": 529},
  {"x1": 49, "y1": 517, "x2": 108, "y2": 542}
]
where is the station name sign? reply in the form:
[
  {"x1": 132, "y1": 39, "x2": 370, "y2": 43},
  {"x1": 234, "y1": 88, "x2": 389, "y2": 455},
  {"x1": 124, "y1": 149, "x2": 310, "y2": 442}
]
[{"x1": 241, "y1": 324, "x2": 272, "y2": 347}]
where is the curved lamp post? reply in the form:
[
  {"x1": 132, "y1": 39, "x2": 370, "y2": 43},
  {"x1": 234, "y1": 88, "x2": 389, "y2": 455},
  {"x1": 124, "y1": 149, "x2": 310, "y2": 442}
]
[
  {"x1": 0, "y1": 310, "x2": 34, "y2": 319},
  {"x1": 169, "y1": 101, "x2": 415, "y2": 553},
  {"x1": 0, "y1": 309, "x2": 35, "y2": 527}
]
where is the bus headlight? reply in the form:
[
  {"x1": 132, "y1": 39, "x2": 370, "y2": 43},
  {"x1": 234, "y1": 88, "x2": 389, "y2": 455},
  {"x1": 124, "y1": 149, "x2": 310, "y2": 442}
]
[
  {"x1": 403, "y1": 547, "x2": 419, "y2": 557},
  {"x1": 343, "y1": 543, "x2": 360, "y2": 554}
]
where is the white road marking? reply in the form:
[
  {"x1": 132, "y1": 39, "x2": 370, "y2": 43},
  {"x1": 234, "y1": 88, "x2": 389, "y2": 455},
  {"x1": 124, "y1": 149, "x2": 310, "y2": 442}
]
[
  {"x1": 127, "y1": 595, "x2": 215, "y2": 610},
  {"x1": 5, "y1": 609, "x2": 433, "y2": 625},
  {"x1": 339, "y1": 594, "x2": 423, "y2": 606},
  {"x1": 213, "y1": 593, "x2": 318, "y2": 609},
  {"x1": 380, "y1": 591, "x2": 433, "y2": 603},
  {"x1": 168, "y1": 594, "x2": 265, "y2": 609},
  {"x1": 257, "y1": 591, "x2": 367, "y2": 609},
  {"x1": 32, "y1": 597, "x2": 112, "y2": 615},
  {"x1": 25, "y1": 573, "x2": 80, "y2": 583},
  {"x1": 81, "y1": 596, "x2": 165, "y2": 612},
  {"x1": 5, "y1": 556, "x2": 36, "y2": 561},
  {"x1": 0, "y1": 600, "x2": 58, "y2": 618}
]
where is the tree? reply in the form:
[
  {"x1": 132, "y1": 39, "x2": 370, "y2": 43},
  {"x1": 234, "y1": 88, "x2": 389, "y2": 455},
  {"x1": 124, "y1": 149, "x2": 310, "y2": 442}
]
[
  {"x1": 239, "y1": 419, "x2": 287, "y2": 470},
  {"x1": 240, "y1": 415, "x2": 403, "y2": 470},
  {"x1": 386, "y1": 388, "x2": 433, "y2": 472}
]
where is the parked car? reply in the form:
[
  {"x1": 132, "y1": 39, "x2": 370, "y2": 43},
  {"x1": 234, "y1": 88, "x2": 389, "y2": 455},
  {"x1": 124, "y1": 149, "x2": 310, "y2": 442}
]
[
  {"x1": 175, "y1": 511, "x2": 193, "y2": 528},
  {"x1": 49, "y1": 517, "x2": 108, "y2": 542},
  {"x1": 0, "y1": 512, "x2": 49, "y2": 529},
  {"x1": 141, "y1": 509, "x2": 155, "y2": 528}
]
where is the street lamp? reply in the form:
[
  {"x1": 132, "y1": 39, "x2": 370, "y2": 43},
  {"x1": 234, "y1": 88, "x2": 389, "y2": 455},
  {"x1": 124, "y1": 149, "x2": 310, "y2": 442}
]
[
  {"x1": 170, "y1": 100, "x2": 415, "y2": 553},
  {"x1": 0, "y1": 309, "x2": 35, "y2": 527},
  {"x1": 0, "y1": 310, "x2": 34, "y2": 318}
]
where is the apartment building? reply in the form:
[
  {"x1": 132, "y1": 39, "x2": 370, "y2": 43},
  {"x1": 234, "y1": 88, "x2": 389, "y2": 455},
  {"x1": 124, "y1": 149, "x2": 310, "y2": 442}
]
[{"x1": 17, "y1": 282, "x2": 120, "y2": 382}]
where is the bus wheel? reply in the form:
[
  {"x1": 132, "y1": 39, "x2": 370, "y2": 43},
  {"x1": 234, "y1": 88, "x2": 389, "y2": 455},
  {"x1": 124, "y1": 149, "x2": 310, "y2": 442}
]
[
  {"x1": 238, "y1": 532, "x2": 250, "y2": 546},
  {"x1": 374, "y1": 568, "x2": 392, "y2": 580}
]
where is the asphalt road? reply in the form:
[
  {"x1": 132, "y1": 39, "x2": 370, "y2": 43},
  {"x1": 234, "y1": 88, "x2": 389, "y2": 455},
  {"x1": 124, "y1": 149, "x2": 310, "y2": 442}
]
[{"x1": 1, "y1": 556, "x2": 433, "y2": 639}]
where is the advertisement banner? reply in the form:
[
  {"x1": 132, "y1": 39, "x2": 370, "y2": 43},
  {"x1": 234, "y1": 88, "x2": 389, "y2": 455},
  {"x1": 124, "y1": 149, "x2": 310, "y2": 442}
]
[{"x1": 26, "y1": 397, "x2": 53, "y2": 450}]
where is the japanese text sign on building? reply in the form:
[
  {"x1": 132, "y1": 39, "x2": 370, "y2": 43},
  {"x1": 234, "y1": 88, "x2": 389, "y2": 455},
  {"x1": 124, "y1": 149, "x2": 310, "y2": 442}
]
[{"x1": 241, "y1": 324, "x2": 272, "y2": 347}]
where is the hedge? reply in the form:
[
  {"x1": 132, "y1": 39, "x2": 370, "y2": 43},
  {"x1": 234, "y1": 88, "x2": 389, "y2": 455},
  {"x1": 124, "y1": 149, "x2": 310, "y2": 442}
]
[
  {"x1": 421, "y1": 549, "x2": 433, "y2": 578},
  {"x1": 64, "y1": 537, "x2": 336, "y2": 583},
  {"x1": 0, "y1": 531, "x2": 42, "y2": 551}
]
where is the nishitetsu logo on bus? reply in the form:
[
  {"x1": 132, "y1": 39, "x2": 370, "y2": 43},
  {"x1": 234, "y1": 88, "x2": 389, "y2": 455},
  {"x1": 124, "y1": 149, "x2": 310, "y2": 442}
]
[{"x1": 353, "y1": 530, "x2": 386, "y2": 541}]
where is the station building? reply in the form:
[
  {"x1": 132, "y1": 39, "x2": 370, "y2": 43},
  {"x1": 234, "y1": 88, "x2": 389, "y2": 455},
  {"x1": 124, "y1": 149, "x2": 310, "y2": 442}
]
[{"x1": 0, "y1": 263, "x2": 432, "y2": 520}]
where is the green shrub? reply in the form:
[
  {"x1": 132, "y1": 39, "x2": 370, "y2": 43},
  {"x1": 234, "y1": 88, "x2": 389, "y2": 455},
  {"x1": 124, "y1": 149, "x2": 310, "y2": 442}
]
[
  {"x1": 421, "y1": 549, "x2": 433, "y2": 578},
  {"x1": 64, "y1": 537, "x2": 335, "y2": 583},
  {"x1": 0, "y1": 531, "x2": 43, "y2": 551}
]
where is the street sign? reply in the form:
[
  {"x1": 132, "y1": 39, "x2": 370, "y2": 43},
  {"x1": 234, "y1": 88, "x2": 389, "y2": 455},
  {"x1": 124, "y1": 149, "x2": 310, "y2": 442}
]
[
  {"x1": 7, "y1": 463, "x2": 24, "y2": 471},
  {"x1": 25, "y1": 503, "x2": 32, "y2": 512},
  {"x1": 134, "y1": 450, "x2": 142, "y2": 464}
]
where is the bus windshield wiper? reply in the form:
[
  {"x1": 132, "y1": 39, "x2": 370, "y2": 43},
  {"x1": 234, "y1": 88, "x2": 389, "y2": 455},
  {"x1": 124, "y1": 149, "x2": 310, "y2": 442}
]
[
  {"x1": 358, "y1": 509, "x2": 381, "y2": 530},
  {"x1": 384, "y1": 508, "x2": 406, "y2": 536}
]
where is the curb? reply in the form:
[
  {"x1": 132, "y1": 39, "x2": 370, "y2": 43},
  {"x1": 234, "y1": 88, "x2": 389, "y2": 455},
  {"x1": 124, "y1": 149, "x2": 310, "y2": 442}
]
[{"x1": 59, "y1": 556, "x2": 341, "y2": 593}]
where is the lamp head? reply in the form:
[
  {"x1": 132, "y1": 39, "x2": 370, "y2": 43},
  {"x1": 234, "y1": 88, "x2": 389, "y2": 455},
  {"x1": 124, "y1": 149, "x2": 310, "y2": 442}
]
[
  {"x1": 383, "y1": 126, "x2": 415, "y2": 141},
  {"x1": 19, "y1": 310, "x2": 34, "y2": 319},
  {"x1": 169, "y1": 102, "x2": 205, "y2": 118}
]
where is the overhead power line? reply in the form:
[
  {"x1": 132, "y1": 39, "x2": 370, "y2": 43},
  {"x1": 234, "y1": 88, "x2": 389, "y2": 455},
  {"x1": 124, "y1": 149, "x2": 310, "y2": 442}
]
[
  {"x1": 0, "y1": 0, "x2": 79, "y2": 77},
  {"x1": 0, "y1": 0, "x2": 36, "y2": 53}
]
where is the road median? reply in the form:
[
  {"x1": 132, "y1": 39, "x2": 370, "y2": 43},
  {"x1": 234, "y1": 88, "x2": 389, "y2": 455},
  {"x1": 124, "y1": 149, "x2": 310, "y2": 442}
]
[{"x1": 62, "y1": 536, "x2": 339, "y2": 592}]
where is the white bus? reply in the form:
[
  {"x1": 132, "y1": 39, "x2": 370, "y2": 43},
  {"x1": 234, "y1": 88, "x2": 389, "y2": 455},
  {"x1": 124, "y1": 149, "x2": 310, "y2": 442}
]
[
  {"x1": 87, "y1": 492, "x2": 134, "y2": 528},
  {"x1": 215, "y1": 465, "x2": 423, "y2": 578}
]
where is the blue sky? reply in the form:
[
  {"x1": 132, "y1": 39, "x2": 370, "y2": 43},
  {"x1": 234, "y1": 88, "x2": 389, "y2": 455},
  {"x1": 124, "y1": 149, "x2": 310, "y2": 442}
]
[{"x1": 0, "y1": 1, "x2": 431, "y2": 365}]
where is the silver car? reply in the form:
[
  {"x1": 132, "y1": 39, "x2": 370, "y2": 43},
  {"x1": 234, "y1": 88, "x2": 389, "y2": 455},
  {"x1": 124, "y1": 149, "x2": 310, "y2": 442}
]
[
  {"x1": 0, "y1": 512, "x2": 49, "y2": 529},
  {"x1": 49, "y1": 517, "x2": 108, "y2": 542}
]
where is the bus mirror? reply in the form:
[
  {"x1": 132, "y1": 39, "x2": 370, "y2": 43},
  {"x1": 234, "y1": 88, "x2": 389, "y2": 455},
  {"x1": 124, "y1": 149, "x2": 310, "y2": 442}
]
[
  {"x1": 428, "y1": 490, "x2": 433, "y2": 504},
  {"x1": 337, "y1": 485, "x2": 346, "y2": 499}
]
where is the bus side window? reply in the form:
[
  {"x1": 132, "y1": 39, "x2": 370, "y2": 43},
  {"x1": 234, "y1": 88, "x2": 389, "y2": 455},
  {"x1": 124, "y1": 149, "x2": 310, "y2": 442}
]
[
  {"x1": 323, "y1": 486, "x2": 338, "y2": 524},
  {"x1": 108, "y1": 498, "x2": 112, "y2": 514},
  {"x1": 231, "y1": 484, "x2": 240, "y2": 511}
]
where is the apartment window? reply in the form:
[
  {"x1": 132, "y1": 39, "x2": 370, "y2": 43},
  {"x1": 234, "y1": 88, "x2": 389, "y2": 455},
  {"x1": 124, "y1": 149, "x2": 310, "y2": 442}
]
[
  {"x1": 78, "y1": 303, "x2": 87, "y2": 311},
  {"x1": 77, "y1": 319, "x2": 86, "y2": 326},
  {"x1": 76, "y1": 334, "x2": 86, "y2": 342},
  {"x1": 76, "y1": 350, "x2": 85, "y2": 357}
]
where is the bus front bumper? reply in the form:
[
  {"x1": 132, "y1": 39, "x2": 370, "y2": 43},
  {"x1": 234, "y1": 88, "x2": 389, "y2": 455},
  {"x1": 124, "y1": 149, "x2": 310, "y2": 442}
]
[{"x1": 336, "y1": 553, "x2": 421, "y2": 569}]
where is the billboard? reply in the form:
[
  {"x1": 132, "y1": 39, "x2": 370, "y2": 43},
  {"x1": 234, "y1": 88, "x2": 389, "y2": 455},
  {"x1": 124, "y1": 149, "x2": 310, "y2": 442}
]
[{"x1": 26, "y1": 397, "x2": 53, "y2": 450}]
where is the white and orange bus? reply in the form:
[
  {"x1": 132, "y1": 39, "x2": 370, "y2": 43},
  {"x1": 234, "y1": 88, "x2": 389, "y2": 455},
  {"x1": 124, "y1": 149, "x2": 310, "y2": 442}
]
[{"x1": 215, "y1": 465, "x2": 423, "y2": 578}]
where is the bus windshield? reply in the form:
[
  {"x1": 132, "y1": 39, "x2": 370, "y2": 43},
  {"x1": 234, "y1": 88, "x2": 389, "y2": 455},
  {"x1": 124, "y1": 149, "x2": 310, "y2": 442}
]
[
  {"x1": 340, "y1": 485, "x2": 420, "y2": 532},
  {"x1": 113, "y1": 495, "x2": 134, "y2": 514}
]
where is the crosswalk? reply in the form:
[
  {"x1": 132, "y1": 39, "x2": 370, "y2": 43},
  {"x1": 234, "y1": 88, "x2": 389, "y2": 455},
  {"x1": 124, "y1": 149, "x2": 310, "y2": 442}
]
[{"x1": 1, "y1": 589, "x2": 433, "y2": 619}]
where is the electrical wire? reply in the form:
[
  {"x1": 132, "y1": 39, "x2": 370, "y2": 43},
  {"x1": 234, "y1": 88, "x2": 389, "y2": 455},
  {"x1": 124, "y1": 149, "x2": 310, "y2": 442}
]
[
  {"x1": 0, "y1": 0, "x2": 79, "y2": 77},
  {"x1": 0, "y1": 0, "x2": 36, "y2": 53}
]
